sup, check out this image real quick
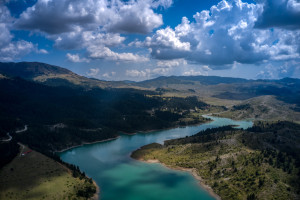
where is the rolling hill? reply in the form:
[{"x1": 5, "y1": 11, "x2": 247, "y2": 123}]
[
  {"x1": 1, "y1": 61, "x2": 300, "y2": 120},
  {"x1": 0, "y1": 62, "x2": 120, "y2": 88}
]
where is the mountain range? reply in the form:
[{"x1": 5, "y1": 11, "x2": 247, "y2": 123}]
[{"x1": 1, "y1": 62, "x2": 299, "y2": 105}]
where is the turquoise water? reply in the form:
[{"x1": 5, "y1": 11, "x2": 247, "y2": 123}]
[{"x1": 59, "y1": 116, "x2": 252, "y2": 200}]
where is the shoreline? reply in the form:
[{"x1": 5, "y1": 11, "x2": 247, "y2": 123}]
[
  {"x1": 56, "y1": 114, "x2": 213, "y2": 153},
  {"x1": 55, "y1": 136, "x2": 120, "y2": 153},
  {"x1": 137, "y1": 158, "x2": 221, "y2": 200},
  {"x1": 56, "y1": 114, "x2": 215, "y2": 200},
  {"x1": 91, "y1": 180, "x2": 100, "y2": 200},
  {"x1": 121, "y1": 119, "x2": 212, "y2": 136}
]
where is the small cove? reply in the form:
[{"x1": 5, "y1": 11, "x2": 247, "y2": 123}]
[{"x1": 59, "y1": 116, "x2": 253, "y2": 200}]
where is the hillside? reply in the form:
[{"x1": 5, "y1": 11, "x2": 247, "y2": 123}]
[
  {"x1": 1, "y1": 61, "x2": 300, "y2": 128},
  {"x1": 0, "y1": 144, "x2": 96, "y2": 200},
  {"x1": 132, "y1": 75, "x2": 300, "y2": 111},
  {"x1": 0, "y1": 76, "x2": 215, "y2": 153},
  {"x1": 215, "y1": 95, "x2": 300, "y2": 123},
  {"x1": 0, "y1": 62, "x2": 117, "y2": 88},
  {"x1": 132, "y1": 121, "x2": 300, "y2": 200},
  {"x1": 133, "y1": 75, "x2": 250, "y2": 88},
  {"x1": 1, "y1": 62, "x2": 300, "y2": 109}
]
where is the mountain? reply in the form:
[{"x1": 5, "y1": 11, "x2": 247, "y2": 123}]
[
  {"x1": 1, "y1": 62, "x2": 300, "y2": 108},
  {"x1": 0, "y1": 62, "x2": 73, "y2": 79},
  {"x1": 0, "y1": 62, "x2": 122, "y2": 88},
  {"x1": 133, "y1": 75, "x2": 250, "y2": 88}
]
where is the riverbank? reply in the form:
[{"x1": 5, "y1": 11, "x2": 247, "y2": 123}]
[
  {"x1": 56, "y1": 115, "x2": 212, "y2": 152},
  {"x1": 121, "y1": 118, "x2": 212, "y2": 136},
  {"x1": 91, "y1": 180, "x2": 100, "y2": 200},
  {"x1": 130, "y1": 120, "x2": 300, "y2": 200},
  {"x1": 55, "y1": 136, "x2": 121, "y2": 153},
  {"x1": 59, "y1": 116, "x2": 255, "y2": 200},
  {"x1": 134, "y1": 158, "x2": 221, "y2": 200}
]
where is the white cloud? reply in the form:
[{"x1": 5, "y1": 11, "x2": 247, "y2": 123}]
[
  {"x1": 15, "y1": 0, "x2": 169, "y2": 34},
  {"x1": 151, "y1": 0, "x2": 173, "y2": 9},
  {"x1": 87, "y1": 45, "x2": 148, "y2": 62},
  {"x1": 157, "y1": 59, "x2": 187, "y2": 67},
  {"x1": 0, "y1": 40, "x2": 35, "y2": 61},
  {"x1": 37, "y1": 49, "x2": 48, "y2": 54},
  {"x1": 287, "y1": 0, "x2": 300, "y2": 12},
  {"x1": 183, "y1": 69, "x2": 204, "y2": 76},
  {"x1": 256, "y1": 61, "x2": 300, "y2": 79},
  {"x1": 86, "y1": 68, "x2": 99, "y2": 77},
  {"x1": 136, "y1": 0, "x2": 300, "y2": 69},
  {"x1": 50, "y1": 27, "x2": 126, "y2": 50},
  {"x1": 0, "y1": 4, "x2": 35, "y2": 61},
  {"x1": 125, "y1": 66, "x2": 173, "y2": 79},
  {"x1": 126, "y1": 69, "x2": 150, "y2": 78},
  {"x1": 151, "y1": 67, "x2": 173, "y2": 76},
  {"x1": 102, "y1": 71, "x2": 116, "y2": 78},
  {"x1": 106, "y1": 1, "x2": 163, "y2": 34},
  {"x1": 66, "y1": 53, "x2": 89, "y2": 63},
  {"x1": 202, "y1": 65, "x2": 212, "y2": 71},
  {"x1": 145, "y1": 26, "x2": 191, "y2": 52},
  {"x1": 14, "y1": 0, "x2": 167, "y2": 62}
]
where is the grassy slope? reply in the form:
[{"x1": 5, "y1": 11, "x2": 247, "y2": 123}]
[
  {"x1": 216, "y1": 95, "x2": 300, "y2": 123},
  {"x1": 0, "y1": 145, "x2": 96, "y2": 200},
  {"x1": 132, "y1": 123, "x2": 300, "y2": 200}
]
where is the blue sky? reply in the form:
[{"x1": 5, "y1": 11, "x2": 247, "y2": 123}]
[{"x1": 1, "y1": 0, "x2": 300, "y2": 81}]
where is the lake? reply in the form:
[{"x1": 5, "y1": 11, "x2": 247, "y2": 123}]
[{"x1": 59, "y1": 116, "x2": 253, "y2": 200}]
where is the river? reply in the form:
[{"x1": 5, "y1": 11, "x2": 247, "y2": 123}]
[{"x1": 59, "y1": 116, "x2": 253, "y2": 200}]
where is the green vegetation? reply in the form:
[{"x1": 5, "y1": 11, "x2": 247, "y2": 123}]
[
  {"x1": 132, "y1": 121, "x2": 300, "y2": 200},
  {"x1": 0, "y1": 77, "x2": 213, "y2": 154},
  {"x1": 1, "y1": 62, "x2": 300, "y2": 199},
  {"x1": 0, "y1": 145, "x2": 96, "y2": 200}
]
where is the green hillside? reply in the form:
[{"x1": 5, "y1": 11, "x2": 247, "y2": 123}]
[{"x1": 132, "y1": 121, "x2": 300, "y2": 200}]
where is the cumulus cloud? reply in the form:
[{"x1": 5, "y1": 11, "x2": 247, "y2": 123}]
[
  {"x1": 256, "y1": 61, "x2": 300, "y2": 79},
  {"x1": 145, "y1": 26, "x2": 191, "y2": 52},
  {"x1": 13, "y1": 0, "x2": 166, "y2": 62},
  {"x1": 102, "y1": 71, "x2": 116, "y2": 78},
  {"x1": 126, "y1": 69, "x2": 150, "y2": 78},
  {"x1": 53, "y1": 30, "x2": 125, "y2": 50},
  {"x1": 66, "y1": 53, "x2": 89, "y2": 63},
  {"x1": 86, "y1": 68, "x2": 100, "y2": 77},
  {"x1": 87, "y1": 46, "x2": 149, "y2": 62},
  {"x1": 125, "y1": 64, "x2": 179, "y2": 79},
  {"x1": 255, "y1": 0, "x2": 300, "y2": 30},
  {"x1": 183, "y1": 69, "x2": 204, "y2": 76},
  {"x1": 157, "y1": 58, "x2": 187, "y2": 67},
  {"x1": 106, "y1": 1, "x2": 163, "y2": 34},
  {"x1": 0, "y1": 40, "x2": 35, "y2": 61},
  {"x1": 0, "y1": 4, "x2": 35, "y2": 61},
  {"x1": 3, "y1": 0, "x2": 300, "y2": 78},
  {"x1": 15, "y1": 0, "x2": 96, "y2": 34},
  {"x1": 15, "y1": 0, "x2": 169, "y2": 35},
  {"x1": 135, "y1": 0, "x2": 300, "y2": 69},
  {"x1": 151, "y1": 0, "x2": 173, "y2": 9},
  {"x1": 37, "y1": 49, "x2": 48, "y2": 54}
]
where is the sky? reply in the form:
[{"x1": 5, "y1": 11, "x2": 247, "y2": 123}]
[{"x1": 0, "y1": 0, "x2": 300, "y2": 81}]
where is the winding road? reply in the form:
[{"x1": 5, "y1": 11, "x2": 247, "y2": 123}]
[{"x1": 0, "y1": 125, "x2": 28, "y2": 142}]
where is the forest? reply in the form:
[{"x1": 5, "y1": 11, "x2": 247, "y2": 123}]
[{"x1": 0, "y1": 77, "x2": 211, "y2": 161}]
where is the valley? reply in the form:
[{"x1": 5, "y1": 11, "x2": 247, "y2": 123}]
[{"x1": 0, "y1": 62, "x2": 300, "y2": 200}]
